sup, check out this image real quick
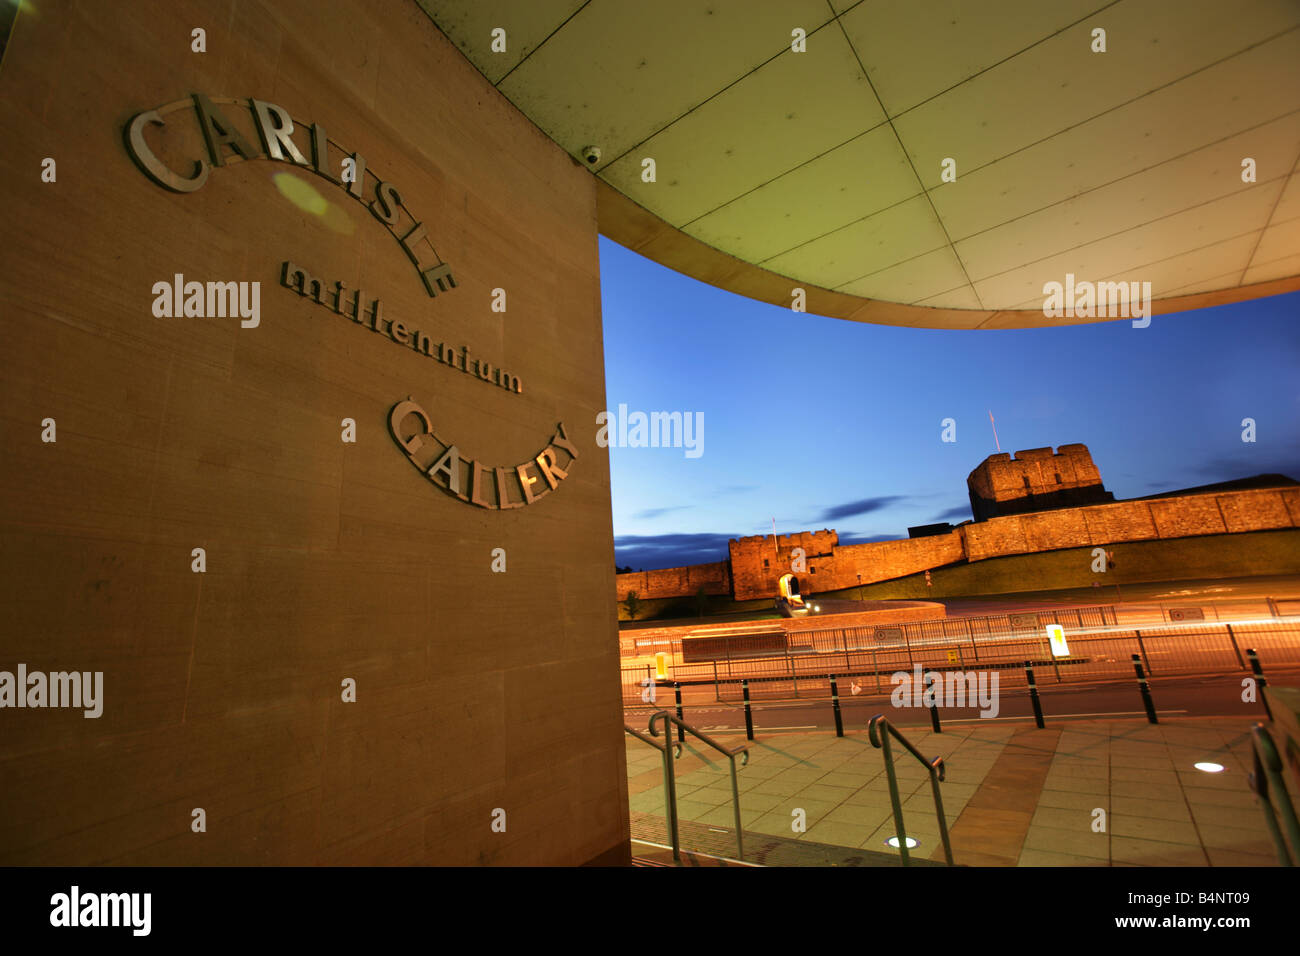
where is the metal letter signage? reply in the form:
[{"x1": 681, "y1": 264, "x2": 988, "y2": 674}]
[
  {"x1": 388, "y1": 400, "x2": 579, "y2": 509},
  {"x1": 124, "y1": 94, "x2": 456, "y2": 298},
  {"x1": 124, "y1": 91, "x2": 573, "y2": 508}
]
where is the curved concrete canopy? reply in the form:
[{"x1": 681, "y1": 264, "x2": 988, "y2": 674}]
[{"x1": 417, "y1": 1, "x2": 1300, "y2": 328}]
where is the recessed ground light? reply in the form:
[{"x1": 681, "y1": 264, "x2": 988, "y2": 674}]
[
  {"x1": 885, "y1": 836, "x2": 920, "y2": 849},
  {"x1": 1194, "y1": 762, "x2": 1226, "y2": 773}
]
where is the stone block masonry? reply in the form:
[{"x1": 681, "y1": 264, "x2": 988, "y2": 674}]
[
  {"x1": 619, "y1": 486, "x2": 1300, "y2": 604},
  {"x1": 616, "y1": 561, "x2": 731, "y2": 602}
]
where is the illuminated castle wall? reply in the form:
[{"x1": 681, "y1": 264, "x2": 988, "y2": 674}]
[{"x1": 617, "y1": 445, "x2": 1300, "y2": 603}]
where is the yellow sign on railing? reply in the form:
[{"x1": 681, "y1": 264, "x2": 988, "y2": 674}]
[{"x1": 1046, "y1": 624, "x2": 1070, "y2": 658}]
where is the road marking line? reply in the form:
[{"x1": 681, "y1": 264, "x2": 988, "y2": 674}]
[{"x1": 936, "y1": 709, "x2": 1190, "y2": 722}]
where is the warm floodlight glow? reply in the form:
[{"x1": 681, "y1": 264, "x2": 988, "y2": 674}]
[
  {"x1": 271, "y1": 172, "x2": 354, "y2": 234},
  {"x1": 1194, "y1": 762, "x2": 1226, "y2": 773}
]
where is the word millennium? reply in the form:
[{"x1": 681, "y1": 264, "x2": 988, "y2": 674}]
[
  {"x1": 124, "y1": 92, "x2": 455, "y2": 299},
  {"x1": 389, "y1": 399, "x2": 577, "y2": 509},
  {"x1": 282, "y1": 261, "x2": 521, "y2": 394}
]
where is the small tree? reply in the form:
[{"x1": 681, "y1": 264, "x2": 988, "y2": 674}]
[
  {"x1": 694, "y1": 587, "x2": 709, "y2": 618},
  {"x1": 623, "y1": 590, "x2": 642, "y2": 621}
]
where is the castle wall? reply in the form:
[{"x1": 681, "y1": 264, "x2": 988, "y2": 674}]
[
  {"x1": 616, "y1": 561, "x2": 731, "y2": 601},
  {"x1": 968, "y1": 444, "x2": 1113, "y2": 520},
  {"x1": 725, "y1": 530, "x2": 836, "y2": 602},
  {"x1": 625, "y1": 487, "x2": 1300, "y2": 604},
  {"x1": 959, "y1": 488, "x2": 1297, "y2": 562}
]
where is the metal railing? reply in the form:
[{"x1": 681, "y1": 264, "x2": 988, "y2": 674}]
[
  {"x1": 620, "y1": 598, "x2": 1300, "y2": 669},
  {"x1": 1248, "y1": 723, "x2": 1300, "y2": 866},
  {"x1": 624, "y1": 711, "x2": 750, "y2": 863},
  {"x1": 621, "y1": 664, "x2": 655, "y2": 704},
  {"x1": 653, "y1": 617, "x2": 1300, "y2": 702},
  {"x1": 867, "y1": 714, "x2": 954, "y2": 866}
]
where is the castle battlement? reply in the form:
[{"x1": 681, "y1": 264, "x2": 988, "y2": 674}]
[{"x1": 968, "y1": 443, "x2": 1112, "y2": 521}]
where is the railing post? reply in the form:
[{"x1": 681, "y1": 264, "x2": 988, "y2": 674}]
[
  {"x1": 879, "y1": 729, "x2": 909, "y2": 866},
  {"x1": 929, "y1": 760, "x2": 955, "y2": 866},
  {"x1": 1026, "y1": 662, "x2": 1045, "y2": 729},
  {"x1": 742, "y1": 678, "x2": 754, "y2": 741},
  {"x1": 1131, "y1": 654, "x2": 1158, "y2": 724},
  {"x1": 1250, "y1": 724, "x2": 1300, "y2": 865},
  {"x1": 1135, "y1": 629, "x2": 1152, "y2": 675},
  {"x1": 674, "y1": 682, "x2": 685, "y2": 743},
  {"x1": 928, "y1": 688, "x2": 942, "y2": 734},
  {"x1": 1225, "y1": 624, "x2": 1245, "y2": 669},
  {"x1": 1246, "y1": 648, "x2": 1272, "y2": 720},
  {"x1": 829, "y1": 674, "x2": 844, "y2": 738},
  {"x1": 729, "y1": 756, "x2": 745, "y2": 862},
  {"x1": 966, "y1": 617, "x2": 979, "y2": 662},
  {"x1": 655, "y1": 714, "x2": 681, "y2": 862}
]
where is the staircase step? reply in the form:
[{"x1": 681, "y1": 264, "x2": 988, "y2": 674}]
[{"x1": 629, "y1": 810, "x2": 950, "y2": 867}]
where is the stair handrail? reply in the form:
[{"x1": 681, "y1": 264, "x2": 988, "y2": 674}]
[
  {"x1": 867, "y1": 714, "x2": 954, "y2": 866},
  {"x1": 1248, "y1": 722, "x2": 1299, "y2": 866},
  {"x1": 647, "y1": 710, "x2": 749, "y2": 862},
  {"x1": 625, "y1": 723, "x2": 680, "y2": 756},
  {"x1": 624, "y1": 723, "x2": 682, "y2": 863}
]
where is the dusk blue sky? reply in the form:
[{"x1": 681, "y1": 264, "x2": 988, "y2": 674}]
[{"x1": 599, "y1": 236, "x2": 1300, "y2": 571}]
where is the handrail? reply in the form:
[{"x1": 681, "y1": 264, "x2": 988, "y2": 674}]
[
  {"x1": 624, "y1": 723, "x2": 680, "y2": 756},
  {"x1": 867, "y1": 714, "x2": 954, "y2": 866},
  {"x1": 624, "y1": 723, "x2": 683, "y2": 864},
  {"x1": 648, "y1": 710, "x2": 750, "y2": 765},
  {"x1": 1248, "y1": 723, "x2": 1299, "y2": 866},
  {"x1": 646, "y1": 710, "x2": 749, "y2": 862}
]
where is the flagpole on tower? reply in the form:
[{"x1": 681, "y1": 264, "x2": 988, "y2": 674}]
[{"x1": 988, "y1": 410, "x2": 1001, "y2": 453}]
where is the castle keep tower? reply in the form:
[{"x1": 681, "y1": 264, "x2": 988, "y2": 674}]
[{"x1": 967, "y1": 444, "x2": 1113, "y2": 521}]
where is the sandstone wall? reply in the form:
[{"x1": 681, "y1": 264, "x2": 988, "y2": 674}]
[
  {"x1": 616, "y1": 561, "x2": 731, "y2": 601},
  {"x1": 0, "y1": 0, "x2": 626, "y2": 866},
  {"x1": 625, "y1": 487, "x2": 1300, "y2": 604}
]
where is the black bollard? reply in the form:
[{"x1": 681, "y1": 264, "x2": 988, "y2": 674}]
[
  {"x1": 1131, "y1": 654, "x2": 1158, "y2": 724},
  {"x1": 1246, "y1": 648, "x2": 1272, "y2": 720},
  {"x1": 1025, "y1": 662, "x2": 1045, "y2": 729},
  {"x1": 741, "y1": 679, "x2": 754, "y2": 741},
  {"x1": 674, "y1": 681, "x2": 685, "y2": 743},
  {"x1": 928, "y1": 692, "x2": 942, "y2": 734},
  {"x1": 829, "y1": 675, "x2": 844, "y2": 738}
]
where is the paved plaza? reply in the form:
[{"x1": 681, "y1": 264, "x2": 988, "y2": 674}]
[{"x1": 625, "y1": 717, "x2": 1286, "y2": 866}]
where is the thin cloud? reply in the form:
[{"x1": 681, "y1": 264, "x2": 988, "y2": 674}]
[
  {"x1": 837, "y1": 532, "x2": 899, "y2": 545},
  {"x1": 614, "y1": 532, "x2": 735, "y2": 570},
  {"x1": 633, "y1": 506, "x2": 691, "y2": 520},
  {"x1": 818, "y1": 496, "x2": 908, "y2": 521}
]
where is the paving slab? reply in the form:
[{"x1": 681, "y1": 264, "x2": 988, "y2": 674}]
[{"x1": 624, "y1": 716, "x2": 1293, "y2": 866}]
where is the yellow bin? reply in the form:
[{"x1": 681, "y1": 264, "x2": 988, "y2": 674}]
[{"x1": 655, "y1": 652, "x2": 668, "y2": 680}]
